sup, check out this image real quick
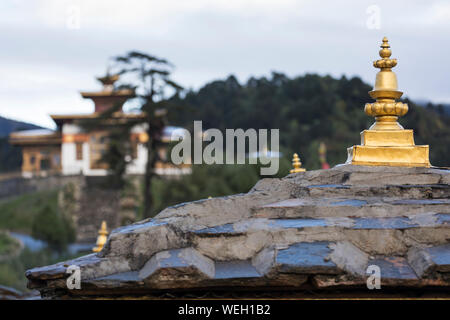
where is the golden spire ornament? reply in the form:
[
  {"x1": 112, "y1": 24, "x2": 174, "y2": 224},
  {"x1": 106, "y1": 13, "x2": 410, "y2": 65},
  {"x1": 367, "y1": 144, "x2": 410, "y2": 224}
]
[
  {"x1": 365, "y1": 37, "x2": 407, "y2": 130},
  {"x1": 346, "y1": 37, "x2": 430, "y2": 167},
  {"x1": 92, "y1": 221, "x2": 108, "y2": 253},
  {"x1": 290, "y1": 153, "x2": 306, "y2": 173}
]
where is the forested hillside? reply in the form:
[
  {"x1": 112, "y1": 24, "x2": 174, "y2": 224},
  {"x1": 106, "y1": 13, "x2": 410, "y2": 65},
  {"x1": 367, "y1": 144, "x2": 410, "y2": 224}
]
[
  {"x1": 169, "y1": 73, "x2": 450, "y2": 168},
  {"x1": 0, "y1": 116, "x2": 41, "y2": 138}
]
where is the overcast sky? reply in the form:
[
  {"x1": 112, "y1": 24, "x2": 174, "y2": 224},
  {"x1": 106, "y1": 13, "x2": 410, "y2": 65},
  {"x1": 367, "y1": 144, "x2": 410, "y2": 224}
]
[{"x1": 1, "y1": 0, "x2": 449, "y2": 128}]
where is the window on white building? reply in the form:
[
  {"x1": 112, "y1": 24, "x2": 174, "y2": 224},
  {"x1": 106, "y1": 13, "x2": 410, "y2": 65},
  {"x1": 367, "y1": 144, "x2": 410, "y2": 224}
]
[{"x1": 76, "y1": 142, "x2": 83, "y2": 160}]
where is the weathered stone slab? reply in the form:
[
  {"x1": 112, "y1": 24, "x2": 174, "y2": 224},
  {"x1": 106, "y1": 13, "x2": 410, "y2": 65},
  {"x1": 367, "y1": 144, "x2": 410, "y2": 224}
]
[
  {"x1": 86, "y1": 272, "x2": 142, "y2": 289},
  {"x1": 365, "y1": 255, "x2": 449, "y2": 287},
  {"x1": 426, "y1": 244, "x2": 450, "y2": 272},
  {"x1": 330, "y1": 199, "x2": 367, "y2": 207},
  {"x1": 329, "y1": 241, "x2": 368, "y2": 275},
  {"x1": 275, "y1": 242, "x2": 340, "y2": 274},
  {"x1": 194, "y1": 224, "x2": 237, "y2": 235},
  {"x1": 270, "y1": 218, "x2": 327, "y2": 228},
  {"x1": 26, "y1": 254, "x2": 96, "y2": 281},
  {"x1": 296, "y1": 183, "x2": 450, "y2": 200},
  {"x1": 391, "y1": 199, "x2": 450, "y2": 205},
  {"x1": 336, "y1": 165, "x2": 444, "y2": 186},
  {"x1": 353, "y1": 217, "x2": 417, "y2": 229},
  {"x1": 214, "y1": 260, "x2": 261, "y2": 279},
  {"x1": 387, "y1": 184, "x2": 450, "y2": 199},
  {"x1": 437, "y1": 213, "x2": 450, "y2": 225},
  {"x1": 26, "y1": 254, "x2": 131, "y2": 282},
  {"x1": 194, "y1": 218, "x2": 328, "y2": 236},
  {"x1": 288, "y1": 164, "x2": 447, "y2": 187},
  {"x1": 370, "y1": 257, "x2": 417, "y2": 280},
  {"x1": 196, "y1": 216, "x2": 446, "y2": 236},
  {"x1": 253, "y1": 197, "x2": 450, "y2": 218},
  {"x1": 139, "y1": 248, "x2": 215, "y2": 282},
  {"x1": 313, "y1": 274, "x2": 365, "y2": 288},
  {"x1": 112, "y1": 220, "x2": 167, "y2": 234},
  {"x1": 194, "y1": 232, "x2": 273, "y2": 261},
  {"x1": 327, "y1": 184, "x2": 448, "y2": 197},
  {"x1": 261, "y1": 199, "x2": 306, "y2": 208},
  {"x1": 308, "y1": 184, "x2": 351, "y2": 189},
  {"x1": 252, "y1": 247, "x2": 275, "y2": 275},
  {"x1": 102, "y1": 222, "x2": 187, "y2": 270},
  {"x1": 96, "y1": 271, "x2": 140, "y2": 282}
]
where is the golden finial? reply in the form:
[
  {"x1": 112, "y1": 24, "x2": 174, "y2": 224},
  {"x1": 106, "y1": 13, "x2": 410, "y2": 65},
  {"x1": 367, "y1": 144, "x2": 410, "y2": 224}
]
[
  {"x1": 290, "y1": 153, "x2": 306, "y2": 173},
  {"x1": 373, "y1": 37, "x2": 397, "y2": 69},
  {"x1": 346, "y1": 37, "x2": 430, "y2": 167},
  {"x1": 92, "y1": 221, "x2": 108, "y2": 253},
  {"x1": 364, "y1": 37, "x2": 408, "y2": 130}
]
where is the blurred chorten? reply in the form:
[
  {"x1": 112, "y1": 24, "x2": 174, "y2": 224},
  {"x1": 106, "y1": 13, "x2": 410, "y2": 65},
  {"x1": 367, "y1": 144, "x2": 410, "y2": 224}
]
[
  {"x1": 92, "y1": 221, "x2": 108, "y2": 253},
  {"x1": 290, "y1": 153, "x2": 306, "y2": 173}
]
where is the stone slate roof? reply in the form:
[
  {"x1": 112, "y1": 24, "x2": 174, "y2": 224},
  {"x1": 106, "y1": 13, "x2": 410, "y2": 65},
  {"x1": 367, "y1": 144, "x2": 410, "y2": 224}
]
[{"x1": 26, "y1": 165, "x2": 450, "y2": 299}]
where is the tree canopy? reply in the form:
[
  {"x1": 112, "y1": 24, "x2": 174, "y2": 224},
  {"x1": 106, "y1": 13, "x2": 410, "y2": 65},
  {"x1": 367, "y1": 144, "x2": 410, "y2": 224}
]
[{"x1": 168, "y1": 72, "x2": 450, "y2": 169}]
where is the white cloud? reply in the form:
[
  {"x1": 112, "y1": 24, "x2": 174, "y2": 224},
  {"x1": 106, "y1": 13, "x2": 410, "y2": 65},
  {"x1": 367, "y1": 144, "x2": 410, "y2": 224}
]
[{"x1": 425, "y1": 1, "x2": 450, "y2": 25}]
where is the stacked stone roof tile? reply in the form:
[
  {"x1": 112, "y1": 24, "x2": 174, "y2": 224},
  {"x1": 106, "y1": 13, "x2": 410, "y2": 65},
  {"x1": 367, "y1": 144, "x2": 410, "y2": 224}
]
[{"x1": 26, "y1": 165, "x2": 450, "y2": 298}]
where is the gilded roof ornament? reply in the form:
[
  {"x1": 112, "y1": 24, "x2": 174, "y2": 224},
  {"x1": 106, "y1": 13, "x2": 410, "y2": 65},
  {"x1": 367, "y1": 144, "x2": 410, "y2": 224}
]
[
  {"x1": 346, "y1": 37, "x2": 430, "y2": 167},
  {"x1": 364, "y1": 37, "x2": 408, "y2": 130}
]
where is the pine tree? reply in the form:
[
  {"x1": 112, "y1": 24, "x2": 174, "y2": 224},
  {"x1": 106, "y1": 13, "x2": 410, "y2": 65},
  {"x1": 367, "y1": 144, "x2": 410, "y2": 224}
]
[{"x1": 113, "y1": 52, "x2": 183, "y2": 217}]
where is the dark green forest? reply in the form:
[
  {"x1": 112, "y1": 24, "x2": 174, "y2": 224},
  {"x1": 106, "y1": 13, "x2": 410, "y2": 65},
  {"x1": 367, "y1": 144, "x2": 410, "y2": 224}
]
[{"x1": 168, "y1": 72, "x2": 450, "y2": 169}]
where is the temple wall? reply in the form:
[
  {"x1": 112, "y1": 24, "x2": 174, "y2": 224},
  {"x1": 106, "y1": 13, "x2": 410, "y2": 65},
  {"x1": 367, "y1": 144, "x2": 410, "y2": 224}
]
[
  {"x1": 60, "y1": 175, "x2": 141, "y2": 242},
  {"x1": 61, "y1": 123, "x2": 148, "y2": 176},
  {"x1": 126, "y1": 143, "x2": 147, "y2": 175},
  {"x1": 21, "y1": 145, "x2": 61, "y2": 175},
  {"x1": 61, "y1": 142, "x2": 85, "y2": 175},
  {"x1": 62, "y1": 123, "x2": 82, "y2": 134},
  {"x1": 60, "y1": 140, "x2": 157, "y2": 176},
  {"x1": 126, "y1": 123, "x2": 148, "y2": 174}
]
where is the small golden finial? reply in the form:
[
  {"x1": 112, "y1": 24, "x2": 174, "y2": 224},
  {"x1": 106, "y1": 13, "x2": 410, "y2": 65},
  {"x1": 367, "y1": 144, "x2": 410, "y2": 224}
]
[
  {"x1": 92, "y1": 221, "x2": 108, "y2": 253},
  {"x1": 290, "y1": 153, "x2": 306, "y2": 173},
  {"x1": 373, "y1": 37, "x2": 397, "y2": 69}
]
